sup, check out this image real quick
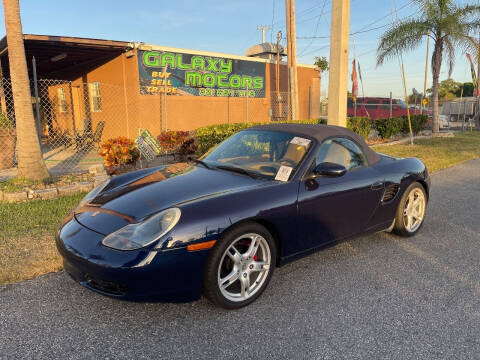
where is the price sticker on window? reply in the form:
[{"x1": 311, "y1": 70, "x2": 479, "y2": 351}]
[
  {"x1": 290, "y1": 137, "x2": 311, "y2": 147},
  {"x1": 275, "y1": 166, "x2": 293, "y2": 182}
]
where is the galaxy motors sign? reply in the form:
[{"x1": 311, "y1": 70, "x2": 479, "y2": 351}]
[{"x1": 138, "y1": 49, "x2": 266, "y2": 97}]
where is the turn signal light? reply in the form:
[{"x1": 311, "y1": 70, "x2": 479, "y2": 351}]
[{"x1": 187, "y1": 240, "x2": 216, "y2": 252}]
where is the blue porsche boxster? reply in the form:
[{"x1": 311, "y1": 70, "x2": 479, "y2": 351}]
[{"x1": 56, "y1": 124, "x2": 430, "y2": 308}]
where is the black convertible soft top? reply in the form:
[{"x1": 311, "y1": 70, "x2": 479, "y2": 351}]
[{"x1": 247, "y1": 123, "x2": 382, "y2": 165}]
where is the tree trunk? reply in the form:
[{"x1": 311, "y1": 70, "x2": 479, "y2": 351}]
[
  {"x1": 430, "y1": 38, "x2": 443, "y2": 134},
  {"x1": 3, "y1": 0, "x2": 49, "y2": 180}
]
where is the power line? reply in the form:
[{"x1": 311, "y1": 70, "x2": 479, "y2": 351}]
[{"x1": 299, "y1": 0, "x2": 328, "y2": 56}]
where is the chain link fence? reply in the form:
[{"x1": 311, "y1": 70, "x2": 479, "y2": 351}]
[{"x1": 1, "y1": 78, "x2": 322, "y2": 178}]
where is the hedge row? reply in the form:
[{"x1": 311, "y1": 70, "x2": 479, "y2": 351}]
[
  {"x1": 373, "y1": 115, "x2": 428, "y2": 139},
  {"x1": 195, "y1": 119, "x2": 325, "y2": 155}
]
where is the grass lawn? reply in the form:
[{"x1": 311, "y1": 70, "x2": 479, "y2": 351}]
[
  {"x1": 374, "y1": 132, "x2": 480, "y2": 173},
  {"x1": 1, "y1": 131, "x2": 479, "y2": 286},
  {"x1": 0, "y1": 192, "x2": 86, "y2": 285}
]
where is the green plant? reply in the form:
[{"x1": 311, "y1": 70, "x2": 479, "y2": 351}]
[
  {"x1": 376, "y1": 0, "x2": 480, "y2": 133},
  {"x1": 347, "y1": 117, "x2": 371, "y2": 138},
  {"x1": 195, "y1": 119, "x2": 323, "y2": 155},
  {"x1": 98, "y1": 137, "x2": 139, "y2": 172},
  {"x1": 373, "y1": 117, "x2": 404, "y2": 139},
  {"x1": 400, "y1": 114, "x2": 429, "y2": 134},
  {"x1": 157, "y1": 130, "x2": 191, "y2": 153},
  {"x1": 0, "y1": 112, "x2": 14, "y2": 129}
]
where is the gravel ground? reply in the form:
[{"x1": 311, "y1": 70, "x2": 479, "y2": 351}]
[{"x1": 1, "y1": 159, "x2": 479, "y2": 360}]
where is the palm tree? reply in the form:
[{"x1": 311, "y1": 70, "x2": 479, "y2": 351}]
[
  {"x1": 376, "y1": 0, "x2": 480, "y2": 133},
  {"x1": 3, "y1": 0, "x2": 49, "y2": 180}
]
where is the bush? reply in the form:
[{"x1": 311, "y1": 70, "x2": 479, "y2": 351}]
[
  {"x1": 156, "y1": 130, "x2": 191, "y2": 153},
  {"x1": 0, "y1": 112, "x2": 14, "y2": 129},
  {"x1": 98, "y1": 137, "x2": 140, "y2": 173},
  {"x1": 400, "y1": 114, "x2": 428, "y2": 134},
  {"x1": 347, "y1": 117, "x2": 371, "y2": 138},
  {"x1": 373, "y1": 117, "x2": 403, "y2": 139},
  {"x1": 195, "y1": 119, "x2": 324, "y2": 155}
]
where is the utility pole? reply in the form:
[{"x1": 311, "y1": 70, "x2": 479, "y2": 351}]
[
  {"x1": 257, "y1": 25, "x2": 271, "y2": 44},
  {"x1": 285, "y1": 0, "x2": 299, "y2": 120},
  {"x1": 327, "y1": 0, "x2": 350, "y2": 127}
]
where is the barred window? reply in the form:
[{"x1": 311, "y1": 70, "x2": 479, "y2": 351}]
[
  {"x1": 57, "y1": 87, "x2": 68, "y2": 113},
  {"x1": 89, "y1": 82, "x2": 102, "y2": 112}
]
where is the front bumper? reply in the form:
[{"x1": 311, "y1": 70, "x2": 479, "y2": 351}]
[{"x1": 56, "y1": 216, "x2": 209, "y2": 302}]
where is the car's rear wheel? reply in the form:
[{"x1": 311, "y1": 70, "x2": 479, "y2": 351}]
[
  {"x1": 203, "y1": 222, "x2": 276, "y2": 309},
  {"x1": 393, "y1": 182, "x2": 427, "y2": 237}
]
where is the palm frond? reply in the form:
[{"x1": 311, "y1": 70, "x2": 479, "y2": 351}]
[
  {"x1": 443, "y1": 37, "x2": 455, "y2": 78},
  {"x1": 376, "y1": 20, "x2": 431, "y2": 66}
]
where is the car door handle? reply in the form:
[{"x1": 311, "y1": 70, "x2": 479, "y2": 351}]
[{"x1": 371, "y1": 181, "x2": 384, "y2": 191}]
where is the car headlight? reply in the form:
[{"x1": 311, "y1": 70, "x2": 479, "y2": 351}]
[
  {"x1": 101, "y1": 208, "x2": 181, "y2": 250},
  {"x1": 76, "y1": 179, "x2": 110, "y2": 209}
]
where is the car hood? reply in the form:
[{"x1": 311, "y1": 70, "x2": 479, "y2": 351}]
[{"x1": 74, "y1": 163, "x2": 266, "y2": 235}]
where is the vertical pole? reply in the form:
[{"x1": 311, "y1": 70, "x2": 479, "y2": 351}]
[
  {"x1": 289, "y1": 68, "x2": 295, "y2": 120},
  {"x1": 32, "y1": 56, "x2": 41, "y2": 141},
  {"x1": 422, "y1": 33, "x2": 430, "y2": 115},
  {"x1": 68, "y1": 82, "x2": 76, "y2": 135},
  {"x1": 354, "y1": 99, "x2": 357, "y2": 117},
  {"x1": 327, "y1": 0, "x2": 350, "y2": 127},
  {"x1": 163, "y1": 64, "x2": 168, "y2": 131},
  {"x1": 389, "y1": 91, "x2": 393, "y2": 118},
  {"x1": 401, "y1": 63, "x2": 413, "y2": 145},
  {"x1": 285, "y1": 0, "x2": 299, "y2": 120},
  {"x1": 276, "y1": 31, "x2": 281, "y2": 121},
  {"x1": 246, "y1": 83, "x2": 249, "y2": 123}
]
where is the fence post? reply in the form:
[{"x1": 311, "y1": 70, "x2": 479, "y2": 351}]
[
  {"x1": 68, "y1": 82, "x2": 76, "y2": 134},
  {"x1": 32, "y1": 56, "x2": 41, "y2": 141},
  {"x1": 246, "y1": 83, "x2": 249, "y2": 123},
  {"x1": 163, "y1": 64, "x2": 168, "y2": 131}
]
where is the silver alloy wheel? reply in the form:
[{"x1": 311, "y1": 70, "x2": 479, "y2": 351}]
[
  {"x1": 217, "y1": 233, "x2": 271, "y2": 302},
  {"x1": 403, "y1": 188, "x2": 426, "y2": 232}
]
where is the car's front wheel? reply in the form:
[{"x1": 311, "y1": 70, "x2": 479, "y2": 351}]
[
  {"x1": 203, "y1": 222, "x2": 276, "y2": 309},
  {"x1": 393, "y1": 182, "x2": 427, "y2": 237}
]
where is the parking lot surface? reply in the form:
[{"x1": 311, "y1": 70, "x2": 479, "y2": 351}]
[{"x1": 1, "y1": 159, "x2": 479, "y2": 359}]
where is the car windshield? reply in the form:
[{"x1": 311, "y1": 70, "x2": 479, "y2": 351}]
[{"x1": 200, "y1": 130, "x2": 312, "y2": 181}]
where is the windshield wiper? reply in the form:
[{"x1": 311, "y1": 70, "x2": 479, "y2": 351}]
[
  {"x1": 215, "y1": 165, "x2": 262, "y2": 179},
  {"x1": 191, "y1": 159, "x2": 212, "y2": 169}
]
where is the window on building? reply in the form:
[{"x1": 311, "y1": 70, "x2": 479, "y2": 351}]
[
  {"x1": 89, "y1": 82, "x2": 102, "y2": 112},
  {"x1": 57, "y1": 87, "x2": 68, "y2": 113}
]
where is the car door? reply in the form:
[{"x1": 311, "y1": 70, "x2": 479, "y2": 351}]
[{"x1": 297, "y1": 137, "x2": 384, "y2": 251}]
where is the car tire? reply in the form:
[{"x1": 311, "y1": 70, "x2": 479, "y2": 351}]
[
  {"x1": 203, "y1": 222, "x2": 276, "y2": 309},
  {"x1": 392, "y1": 182, "x2": 427, "y2": 237}
]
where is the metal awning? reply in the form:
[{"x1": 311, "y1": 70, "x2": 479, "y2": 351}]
[{"x1": 0, "y1": 34, "x2": 130, "y2": 79}]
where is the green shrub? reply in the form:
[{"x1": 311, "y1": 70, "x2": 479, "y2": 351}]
[
  {"x1": 195, "y1": 119, "x2": 324, "y2": 155},
  {"x1": 0, "y1": 112, "x2": 14, "y2": 129},
  {"x1": 373, "y1": 117, "x2": 403, "y2": 139},
  {"x1": 400, "y1": 114, "x2": 428, "y2": 134},
  {"x1": 347, "y1": 117, "x2": 371, "y2": 138}
]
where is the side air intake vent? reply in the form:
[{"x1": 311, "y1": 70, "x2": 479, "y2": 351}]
[{"x1": 382, "y1": 184, "x2": 399, "y2": 202}]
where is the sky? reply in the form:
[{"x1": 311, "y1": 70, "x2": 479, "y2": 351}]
[{"x1": 0, "y1": 0, "x2": 476, "y2": 99}]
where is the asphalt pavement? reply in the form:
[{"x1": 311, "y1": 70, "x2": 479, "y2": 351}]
[{"x1": 1, "y1": 159, "x2": 479, "y2": 360}]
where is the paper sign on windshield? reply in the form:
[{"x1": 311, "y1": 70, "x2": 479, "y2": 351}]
[
  {"x1": 275, "y1": 166, "x2": 293, "y2": 182},
  {"x1": 290, "y1": 137, "x2": 311, "y2": 147}
]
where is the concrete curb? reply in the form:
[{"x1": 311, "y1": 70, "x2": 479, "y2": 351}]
[{"x1": 1, "y1": 175, "x2": 108, "y2": 204}]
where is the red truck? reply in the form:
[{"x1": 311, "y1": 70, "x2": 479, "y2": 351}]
[{"x1": 347, "y1": 97, "x2": 431, "y2": 120}]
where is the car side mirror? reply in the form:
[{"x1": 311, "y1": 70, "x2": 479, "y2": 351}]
[{"x1": 312, "y1": 162, "x2": 347, "y2": 177}]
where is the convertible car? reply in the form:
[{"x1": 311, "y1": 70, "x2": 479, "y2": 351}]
[{"x1": 56, "y1": 124, "x2": 430, "y2": 308}]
